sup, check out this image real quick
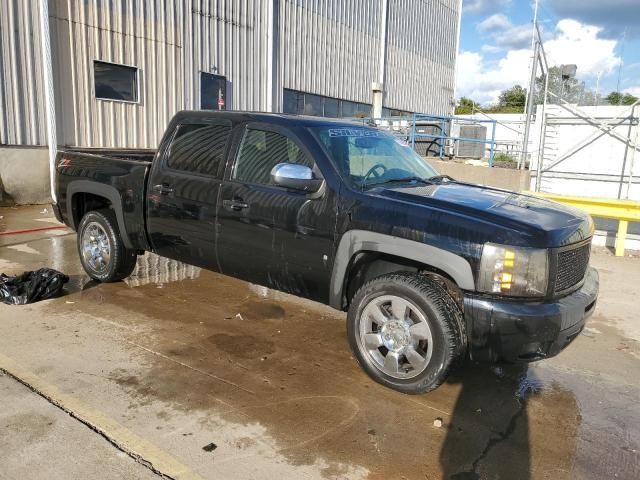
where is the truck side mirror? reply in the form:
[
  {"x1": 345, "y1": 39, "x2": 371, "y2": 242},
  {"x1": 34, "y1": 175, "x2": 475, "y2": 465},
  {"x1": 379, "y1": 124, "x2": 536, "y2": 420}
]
[{"x1": 270, "y1": 163, "x2": 322, "y2": 192}]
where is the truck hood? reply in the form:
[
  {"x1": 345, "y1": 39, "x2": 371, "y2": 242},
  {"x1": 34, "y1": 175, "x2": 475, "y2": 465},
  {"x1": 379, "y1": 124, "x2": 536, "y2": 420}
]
[{"x1": 374, "y1": 181, "x2": 593, "y2": 247}]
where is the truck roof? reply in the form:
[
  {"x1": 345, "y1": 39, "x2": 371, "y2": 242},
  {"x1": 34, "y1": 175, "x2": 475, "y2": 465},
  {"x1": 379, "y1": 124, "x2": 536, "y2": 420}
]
[{"x1": 172, "y1": 110, "x2": 374, "y2": 128}]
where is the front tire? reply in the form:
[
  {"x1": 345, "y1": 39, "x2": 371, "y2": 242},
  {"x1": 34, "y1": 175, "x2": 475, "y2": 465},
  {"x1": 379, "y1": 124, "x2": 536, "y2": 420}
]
[
  {"x1": 347, "y1": 272, "x2": 464, "y2": 394},
  {"x1": 77, "y1": 209, "x2": 137, "y2": 282}
]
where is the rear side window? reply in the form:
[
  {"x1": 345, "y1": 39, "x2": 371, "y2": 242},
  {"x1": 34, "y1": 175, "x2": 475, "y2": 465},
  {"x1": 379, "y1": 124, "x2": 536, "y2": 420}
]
[
  {"x1": 167, "y1": 123, "x2": 231, "y2": 177},
  {"x1": 233, "y1": 128, "x2": 313, "y2": 185}
]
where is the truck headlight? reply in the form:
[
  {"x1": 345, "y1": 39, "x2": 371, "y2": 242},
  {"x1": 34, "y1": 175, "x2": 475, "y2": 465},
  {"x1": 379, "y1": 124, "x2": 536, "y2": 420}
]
[{"x1": 478, "y1": 243, "x2": 548, "y2": 296}]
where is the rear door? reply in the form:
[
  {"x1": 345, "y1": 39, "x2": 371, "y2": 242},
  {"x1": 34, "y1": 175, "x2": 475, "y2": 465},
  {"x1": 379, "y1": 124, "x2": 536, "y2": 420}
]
[
  {"x1": 146, "y1": 119, "x2": 232, "y2": 270},
  {"x1": 216, "y1": 123, "x2": 336, "y2": 302}
]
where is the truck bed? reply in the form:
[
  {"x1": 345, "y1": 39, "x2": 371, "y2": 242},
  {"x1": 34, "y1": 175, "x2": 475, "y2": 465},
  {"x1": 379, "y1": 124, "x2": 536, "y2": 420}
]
[
  {"x1": 59, "y1": 147, "x2": 156, "y2": 163},
  {"x1": 55, "y1": 147, "x2": 156, "y2": 252}
]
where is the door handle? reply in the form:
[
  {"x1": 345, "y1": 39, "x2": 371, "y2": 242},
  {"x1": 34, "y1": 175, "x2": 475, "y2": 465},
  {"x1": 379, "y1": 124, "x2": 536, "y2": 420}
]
[
  {"x1": 153, "y1": 184, "x2": 174, "y2": 195},
  {"x1": 223, "y1": 198, "x2": 249, "y2": 211}
]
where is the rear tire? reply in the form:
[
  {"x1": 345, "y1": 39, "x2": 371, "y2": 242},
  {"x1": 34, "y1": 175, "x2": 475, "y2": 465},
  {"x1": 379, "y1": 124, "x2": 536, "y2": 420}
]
[
  {"x1": 77, "y1": 209, "x2": 137, "y2": 282},
  {"x1": 347, "y1": 272, "x2": 464, "y2": 394}
]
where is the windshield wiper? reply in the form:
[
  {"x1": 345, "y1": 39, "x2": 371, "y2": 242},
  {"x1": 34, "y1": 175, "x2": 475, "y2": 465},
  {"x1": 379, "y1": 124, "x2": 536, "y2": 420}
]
[
  {"x1": 426, "y1": 174, "x2": 455, "y2": 183},
  {"x1": 364, "y1": 177, "x2": 433, "y2": 189}
]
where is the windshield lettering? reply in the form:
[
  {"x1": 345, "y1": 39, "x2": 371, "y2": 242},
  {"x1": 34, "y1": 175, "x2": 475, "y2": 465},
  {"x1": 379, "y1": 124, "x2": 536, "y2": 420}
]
[
  {"x1": 315, "y1": 126, "x2": 438, "y2": 189},
  {"x1": 327, "y1": 128, "x2": 381, "y2": 138}
]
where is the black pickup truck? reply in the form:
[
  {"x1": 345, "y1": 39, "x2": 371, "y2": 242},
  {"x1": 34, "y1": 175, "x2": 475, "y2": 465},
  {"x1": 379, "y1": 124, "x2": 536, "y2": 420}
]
[{"x1": 53, "y1": 111, "x2": 598, "y2": 394}]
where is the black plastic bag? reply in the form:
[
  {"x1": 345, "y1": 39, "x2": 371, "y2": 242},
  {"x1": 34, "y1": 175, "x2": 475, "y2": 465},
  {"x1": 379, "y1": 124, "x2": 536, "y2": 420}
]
[{"x1": 0, "y1": 268, "x2": 69, "y2": 305}]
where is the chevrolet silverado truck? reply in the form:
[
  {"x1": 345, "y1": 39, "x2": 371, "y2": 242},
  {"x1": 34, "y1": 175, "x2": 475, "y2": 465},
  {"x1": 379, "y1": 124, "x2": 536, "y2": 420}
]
[{"x1": 53, "y1": 111, "x2": 599, "y2": 394}]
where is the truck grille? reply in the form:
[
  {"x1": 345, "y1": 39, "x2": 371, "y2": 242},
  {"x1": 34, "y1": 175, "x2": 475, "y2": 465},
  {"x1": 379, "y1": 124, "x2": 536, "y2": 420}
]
[{"x1": 554, "y1": 242, "x2": 591, "y2": 293}]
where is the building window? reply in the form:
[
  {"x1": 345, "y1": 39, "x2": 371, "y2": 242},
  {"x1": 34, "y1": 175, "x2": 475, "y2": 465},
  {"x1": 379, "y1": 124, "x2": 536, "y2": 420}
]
[
  {"x1": 234, "y1": 128, "x2": 313, "y2": 186},
  {"x1": 382, "y1": 107, "x2": 412, "y2": 117},
  {"x1": 94, "y1": 61, "x2": 138, "y2": 102},
  {"x1": 201, "y1": 72, "x2": 227, "y2": 110},
  {"x1": 282, "y1": 88, "x2": 372, "y2": 118},
  {"x1": 167, "y1": 123, "x2": 232, "y2": 177},
  {"x1": 302, "y1": 93, "x2": 323, "y2": 116},
  {"x1": 341, "y1": 100, "x2": 371, "y2": 118},
  {"x1": 283, "y1": 89, "x2": 304, "y2": 114},
  {"x1": 324, "y1": 97, "x2": 339, "y2": 117}
]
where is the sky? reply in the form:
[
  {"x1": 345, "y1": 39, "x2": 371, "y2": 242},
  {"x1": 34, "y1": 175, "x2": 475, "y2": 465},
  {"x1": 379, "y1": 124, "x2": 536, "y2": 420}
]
[{"x1": 456, "y1": 0, "x2": 640, "y2": 105}]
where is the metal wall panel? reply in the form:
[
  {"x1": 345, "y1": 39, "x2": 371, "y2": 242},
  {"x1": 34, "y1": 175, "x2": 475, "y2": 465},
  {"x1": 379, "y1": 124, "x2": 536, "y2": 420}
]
[
  {"x1": 279, "y1": 0, "x2": 382, "y2": 107},
  {"x1": 185, "y1": 0, "x2": 271, "y2": 114},
  {"x1": 51, "y1": 0, "x2": 271, "y2": 148},
  {"x1": 385, "y1": 0, "x2": 459, "y2": 114},
  {"x1": 1, "y1": 0, "x2": 461, "y2": 148},
  {"x1": 51, "y1": 0, "x2": 184, "y2": 148},
  {"x1": 0, "y1": 0, "x2": 47, "y2": 145}
]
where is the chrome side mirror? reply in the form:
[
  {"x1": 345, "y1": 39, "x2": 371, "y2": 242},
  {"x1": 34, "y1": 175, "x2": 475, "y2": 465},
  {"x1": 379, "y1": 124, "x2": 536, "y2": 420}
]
[{"x1": 270, "y1": 163, "x2": 322, "y2": 192}]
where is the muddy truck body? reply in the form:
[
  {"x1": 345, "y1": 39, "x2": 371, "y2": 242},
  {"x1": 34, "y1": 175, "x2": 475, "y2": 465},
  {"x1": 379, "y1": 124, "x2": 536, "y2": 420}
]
[{"x1": 53, "y1": 111, "x2": 599, "y2": 393}]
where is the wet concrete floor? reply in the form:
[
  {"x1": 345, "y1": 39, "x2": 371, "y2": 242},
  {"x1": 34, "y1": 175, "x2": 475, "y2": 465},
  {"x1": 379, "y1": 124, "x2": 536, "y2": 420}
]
[{"x1": 0, "y1": 207, "x2": 639, "y2": 479}]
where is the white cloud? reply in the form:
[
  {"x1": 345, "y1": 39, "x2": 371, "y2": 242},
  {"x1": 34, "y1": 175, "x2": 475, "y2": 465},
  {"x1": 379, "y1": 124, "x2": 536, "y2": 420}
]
[
  {"x1": 481, "y1": 44, "x2": 502, "y2": 54},
  {"x1": 493, "y1": 24, "x2": 533, "y2": 50},
  {"x1": 476, "y1": 13, "x2": 533, "y2": 50},
  {"x1": 549, "y1": 0, "x2": 640, "y2": 38},
  {"x1": 625, "y1": 86, "x2": 640, "y2": 97},
  {"x1": 477, "y1": 14, "x2": 511, "y2": 33},
  {"x1": 463, "y1": 0, "x2": 511, "y2": 15},
  {"x1": 456, "y1": 49, "x2": 531, "y2": 104},
  {"x1": 543, "y1": 20, "x2": 621, "y2": 77},
  {"x1": 457, "y1": 19, "x2": 623, "y2": 104}
]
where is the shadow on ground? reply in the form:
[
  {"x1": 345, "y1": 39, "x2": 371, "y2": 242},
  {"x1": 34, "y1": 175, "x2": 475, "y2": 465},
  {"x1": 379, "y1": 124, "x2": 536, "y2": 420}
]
[{"x1": 440, "y1": 361, "x2": 579, "y2": 480}]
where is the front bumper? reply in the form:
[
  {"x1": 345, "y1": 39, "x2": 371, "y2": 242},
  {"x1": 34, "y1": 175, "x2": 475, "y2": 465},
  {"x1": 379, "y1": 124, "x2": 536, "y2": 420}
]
[{"x1": 464, "y1": 267, "x2": 599, "y2": 362}]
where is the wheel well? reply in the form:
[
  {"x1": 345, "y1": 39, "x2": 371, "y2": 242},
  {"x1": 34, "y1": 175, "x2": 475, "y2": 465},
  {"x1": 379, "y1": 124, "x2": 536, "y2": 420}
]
[
  {"x1": 343, "y1": 251, "x2": 463, "y2": 310},
  {"x1": 71, "y1": 192, "x2": 112, "y2": 229}
]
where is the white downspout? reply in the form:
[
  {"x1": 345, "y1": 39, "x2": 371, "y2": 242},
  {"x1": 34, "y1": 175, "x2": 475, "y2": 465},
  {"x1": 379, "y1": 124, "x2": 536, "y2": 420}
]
[
  {"x1": 373, "y1": 0, "x2": 388, "y2": 118},
  {"x1": 452, "y1": 0, "x2": 463, "y2": 111},
  {"x1": 38, "y1": 0, "x2": 57, "y2": 203},
  {"x1": 378, "y1": 0, "x2": 388, "y2": 87}
]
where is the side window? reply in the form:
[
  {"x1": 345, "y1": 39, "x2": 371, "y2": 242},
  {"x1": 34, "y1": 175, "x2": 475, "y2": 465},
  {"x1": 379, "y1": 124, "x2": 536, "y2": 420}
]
[
  {"x1": 167, "y1": 123, "x2": 231, "y2": 176},
  {"x1": 233, "y1": 128, "x2": 314, "y2": 185}
]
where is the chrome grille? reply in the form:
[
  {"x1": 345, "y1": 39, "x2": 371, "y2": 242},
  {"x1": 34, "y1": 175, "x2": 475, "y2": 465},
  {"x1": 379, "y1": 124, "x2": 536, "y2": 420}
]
[{"x1": 554, "y1": 242, "x2": 591, "y2": 293}]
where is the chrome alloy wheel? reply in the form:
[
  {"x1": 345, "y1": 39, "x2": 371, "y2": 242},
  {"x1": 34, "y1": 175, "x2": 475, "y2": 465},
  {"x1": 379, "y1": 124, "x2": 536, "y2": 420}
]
[
  {"x1": 81, "y1": 221, "x2": 111, "y2": 273},
  {"x1": 358, "y1": 294, "x2": 434, "y2": 379}
]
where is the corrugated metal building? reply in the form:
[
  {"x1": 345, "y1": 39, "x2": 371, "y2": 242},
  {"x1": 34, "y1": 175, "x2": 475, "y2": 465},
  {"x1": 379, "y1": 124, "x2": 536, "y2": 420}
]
[{"x1": 0, "y1": 0, "x2": 461, "y2": 202}]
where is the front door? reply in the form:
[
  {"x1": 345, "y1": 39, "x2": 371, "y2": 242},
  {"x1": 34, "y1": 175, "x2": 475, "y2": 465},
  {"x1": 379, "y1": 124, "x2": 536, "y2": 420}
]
[
  {"x1": 146, "y1": 120, "x2": 232, "y2": 270},
  {"x1": 216, "y1": 124, "x2": 336, "y2": 302},
  {"x1": 201, "y1": 72, "x2": 227, "y2": 111}
]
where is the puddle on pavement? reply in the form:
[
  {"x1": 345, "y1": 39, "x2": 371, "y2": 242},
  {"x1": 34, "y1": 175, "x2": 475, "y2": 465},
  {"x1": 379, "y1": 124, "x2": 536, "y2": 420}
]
[
  {"x1": 4, "y1": 235, "x2": 639, "y2": 479},
  {"x1": 123, "y1": 253, "x2": 202, "y2": 288},
  {"x1": 47, "y1": 248, "x2": 584, "y2": 478}
]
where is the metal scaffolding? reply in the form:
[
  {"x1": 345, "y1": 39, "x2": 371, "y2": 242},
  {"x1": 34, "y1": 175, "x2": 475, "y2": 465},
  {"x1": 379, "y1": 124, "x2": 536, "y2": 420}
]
[{"x1": 366, "y1": 114, "x2": 498, "y2": 164}]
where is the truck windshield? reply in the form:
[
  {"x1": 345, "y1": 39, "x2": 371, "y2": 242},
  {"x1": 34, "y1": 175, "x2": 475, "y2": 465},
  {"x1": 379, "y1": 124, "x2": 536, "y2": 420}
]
[{"x1": 313, "y1": 126, "x2": 438, "y2": 189}]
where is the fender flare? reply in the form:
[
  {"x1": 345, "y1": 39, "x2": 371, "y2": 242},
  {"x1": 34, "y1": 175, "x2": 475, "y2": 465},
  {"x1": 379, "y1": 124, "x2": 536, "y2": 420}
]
[
  {"x1": 329, "y1": 230, "x2": 475, "y2": 309},
  {"x1": 66, "y1": 180, "x2": 134, "y2": 249}
]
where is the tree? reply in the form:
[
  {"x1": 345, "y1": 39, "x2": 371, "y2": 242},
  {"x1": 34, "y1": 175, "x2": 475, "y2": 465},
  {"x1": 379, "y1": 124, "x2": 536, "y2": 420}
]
[
  {"x1": 607, "y1": 91, "x2": 623, "y2": 105},
  {"x1": 455, "y1": 89, "x2": 525, "y2": 115},
  {"x1": 497, "y1": 85, "x2": 526, "y2": 110},
  {"x1": 455, "y1": 97, "x2": 480, "y2": 114},
  {"x1": 479, "y1": 85, "x2": 527, "y2": 113},
  {"x1": 606, "y1": 91, "x2": 639, "y2": 106},
  {"x1": 534, "y1": 66, "x2": 599, "y2": 106}
]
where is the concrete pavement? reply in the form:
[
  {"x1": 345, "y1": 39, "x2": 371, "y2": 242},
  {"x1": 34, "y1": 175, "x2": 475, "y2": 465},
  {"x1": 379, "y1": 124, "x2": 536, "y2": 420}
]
[
  {"x1": 0, "y1": 372, "x2": 157, "y2": 480},
  {"x1": 0, "y1": 206, "x2": 639, "y2": 479}
]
